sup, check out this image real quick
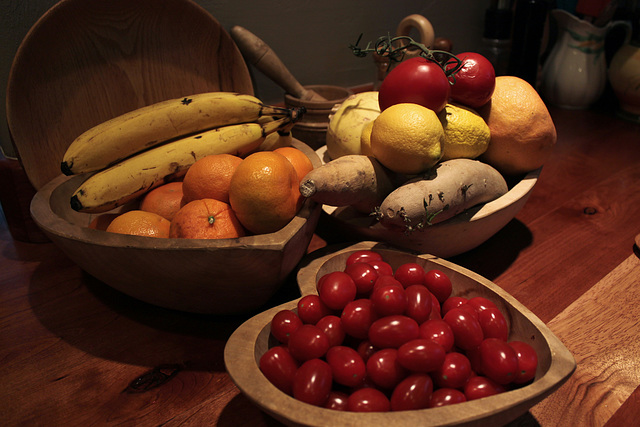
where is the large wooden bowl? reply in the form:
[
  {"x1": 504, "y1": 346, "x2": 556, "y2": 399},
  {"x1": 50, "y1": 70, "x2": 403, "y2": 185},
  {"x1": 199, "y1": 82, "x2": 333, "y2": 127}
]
[
  {"x1": 225, "y1": 241, "x2": 576, "y2": 426},
  {"x1": 30, "y1": 140, "x2": 321, "y2": 315},
  {"x1": 316, "y1": 146, "x2": 540, "y2": 258}
]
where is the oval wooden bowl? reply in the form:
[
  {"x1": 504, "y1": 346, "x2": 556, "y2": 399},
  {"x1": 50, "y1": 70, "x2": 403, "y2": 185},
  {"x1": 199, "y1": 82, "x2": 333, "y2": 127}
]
[
  {"x1": 316, "y1": 146, "x2": 540, "y2": 258},
  {"x1": 225, "y1": 241, "x2": 576, "y2": 426},
  {"x1": 29, "y1": 140, "x2": 321, "y2": 315}
]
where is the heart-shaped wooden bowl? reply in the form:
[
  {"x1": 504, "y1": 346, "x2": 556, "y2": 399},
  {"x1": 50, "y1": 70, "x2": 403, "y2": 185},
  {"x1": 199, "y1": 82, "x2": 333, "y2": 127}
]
[
  {"x1": 224, "y1": 241, "x2": 576, "y2": 426},
  {"x1": 29, "y1": 140, "x2": 321, "y2": 315}
]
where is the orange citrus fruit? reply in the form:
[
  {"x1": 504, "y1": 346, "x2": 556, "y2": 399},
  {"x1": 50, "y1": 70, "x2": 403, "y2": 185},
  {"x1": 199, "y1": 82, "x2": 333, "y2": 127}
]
[
  {"x1": 229, "y1": 151, "x2": 299, "y2": 235},
  {"x1": 273, "y1": 146, "x2": 314, "y2": 182},
  {"x1": 181, "y1": 154, "x2": 243, "y2": 204},
  {"x1": 169, "y1": 198, "x2": 245, "y2": 239},
  {"x1": 139, "y1": 181, "x2": 184, "y2": 221},
  {"x1": 478, "y1": 76, "x2": 557, "y2": 175},
  {"x1": 105, "y1": 210, "x2": 170, "y2": 238}
]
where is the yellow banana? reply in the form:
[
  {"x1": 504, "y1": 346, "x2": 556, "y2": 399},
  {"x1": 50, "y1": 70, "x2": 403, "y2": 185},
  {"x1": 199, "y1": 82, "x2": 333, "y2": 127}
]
[
  {"x1": 61, "y1": 92, "x2": 292, "y2": 175},
  {"x1": 258, "y1": 122, "x2": 295, "y2": 151},
  {"x1": 70, "y1": 115, "x2": 297, "y2": 213}
]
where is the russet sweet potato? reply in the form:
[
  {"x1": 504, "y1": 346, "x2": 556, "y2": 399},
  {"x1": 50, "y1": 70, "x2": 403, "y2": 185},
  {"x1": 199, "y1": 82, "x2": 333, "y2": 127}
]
[
  {"x1": 377, "y1": 158, "x2": 508, "y2": 231},
  {"x1": 299, "y1": 155, "x2": 407, "y2": 214}
]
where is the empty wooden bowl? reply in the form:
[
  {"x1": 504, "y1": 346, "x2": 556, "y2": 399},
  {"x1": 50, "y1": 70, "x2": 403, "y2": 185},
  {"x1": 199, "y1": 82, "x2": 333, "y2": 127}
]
[
  {"x1": 315, "y1": 146, "x2": 540, "y2": 258},
  {"x1": 224, "y1": 241, "x2": 576, "y2": 426},
  {"x1": 30, "y1": 140, "x2": 322, "y2": 315}
]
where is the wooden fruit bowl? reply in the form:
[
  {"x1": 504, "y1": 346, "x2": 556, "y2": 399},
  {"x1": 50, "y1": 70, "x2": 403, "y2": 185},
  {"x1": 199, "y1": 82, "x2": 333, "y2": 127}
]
[
  {"x1": 29, "y1": 140, "x2": 321, "y2": 315},
  {"x1": 224, "y1": 241, "x2": 576, "y2": 426},
  {"x1": 316, "y1": 146, "x2": 540, "y2": 258}
]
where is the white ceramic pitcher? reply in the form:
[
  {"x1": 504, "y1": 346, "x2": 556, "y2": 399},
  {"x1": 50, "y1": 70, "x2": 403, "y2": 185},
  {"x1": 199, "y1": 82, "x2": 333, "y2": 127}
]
[{"x1": 540, "y1": 9, "x2": 630, "y2": 109}]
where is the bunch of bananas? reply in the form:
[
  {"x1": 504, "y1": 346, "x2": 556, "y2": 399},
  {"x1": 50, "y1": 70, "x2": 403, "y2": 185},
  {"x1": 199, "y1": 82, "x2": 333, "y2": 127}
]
[{"x1": 62, "y1": 92, "x2": 302, "y2": 213}]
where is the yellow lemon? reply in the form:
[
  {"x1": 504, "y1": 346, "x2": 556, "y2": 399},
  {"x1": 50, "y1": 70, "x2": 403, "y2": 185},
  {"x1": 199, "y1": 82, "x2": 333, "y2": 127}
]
[
  {"x1": 369, "y1": 103, "x2": 444, "y2": 175},
  {"x1": 439, "y1": 103, "x2": 491, "y2": 161}
]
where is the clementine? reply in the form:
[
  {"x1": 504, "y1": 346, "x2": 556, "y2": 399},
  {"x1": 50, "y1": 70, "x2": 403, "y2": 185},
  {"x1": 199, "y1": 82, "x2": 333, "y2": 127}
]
[
  {"x1": 88, "y1": 213, "x2": 119, "y2": 231},
  {"x1": 229, "y1": 151, "x2": 299, "y2": 235},
  {"x1": 273, "y1": 146, "x2": 314, "y2": 182},
  {"x1": 181, "y1": 154, "x2": 243, "y2": 204},
  {"x1": 139, "y1": 181, "x2": 184, "y2": 221},
  {"x1": 105, "y1": 210, "x2": 171, "y2": 238},
  {"x1": 170, "y1": 198, "x2": 246, "y2": 239}
]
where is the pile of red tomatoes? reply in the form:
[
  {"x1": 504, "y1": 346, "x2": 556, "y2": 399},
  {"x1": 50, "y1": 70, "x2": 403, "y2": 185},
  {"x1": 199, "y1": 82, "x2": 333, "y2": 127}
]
[{"x1": 259, "y1": 250, "x2": 538, "y2": 412}]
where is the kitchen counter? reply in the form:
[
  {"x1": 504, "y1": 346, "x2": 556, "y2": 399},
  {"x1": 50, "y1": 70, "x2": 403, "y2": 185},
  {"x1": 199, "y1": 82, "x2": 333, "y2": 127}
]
[{"x1": 1, "y1": 106, "x2": 639, "y2": 426}]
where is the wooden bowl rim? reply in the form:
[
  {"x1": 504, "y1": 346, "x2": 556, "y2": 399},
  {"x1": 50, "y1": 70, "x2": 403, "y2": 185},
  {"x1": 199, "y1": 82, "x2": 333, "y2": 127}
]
[
  {"x1": 224, "y1": 241, "x2": 576, "y2": 426},
  {"x1": 30, "y1": 139, "x2": 320, "y2": 251}
]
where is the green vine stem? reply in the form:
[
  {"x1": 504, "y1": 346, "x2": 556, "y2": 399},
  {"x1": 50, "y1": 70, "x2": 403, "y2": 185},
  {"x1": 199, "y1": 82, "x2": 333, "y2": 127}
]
[{"x1": 349, "y1": 34, "x2": 464, "y2": 80}]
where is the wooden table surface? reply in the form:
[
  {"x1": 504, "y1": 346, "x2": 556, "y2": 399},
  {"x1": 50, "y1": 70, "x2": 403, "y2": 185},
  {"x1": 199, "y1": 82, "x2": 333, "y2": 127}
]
[{"x1": 2, "y1": 106, "x2": 640, "y2": 426}]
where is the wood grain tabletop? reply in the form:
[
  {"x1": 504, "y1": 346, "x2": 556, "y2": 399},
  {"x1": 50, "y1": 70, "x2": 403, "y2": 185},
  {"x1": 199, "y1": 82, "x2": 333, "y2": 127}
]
[{"x1": 1, "y1": 106, "x2": 639, "y2": 426}]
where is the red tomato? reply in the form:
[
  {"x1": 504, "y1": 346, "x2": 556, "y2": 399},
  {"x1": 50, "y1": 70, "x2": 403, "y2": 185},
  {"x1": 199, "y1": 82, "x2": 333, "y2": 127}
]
[
  {"x1": 346, "y1": 250, "x2": 383, "y2": 266},
  {"x1": 318, "y1": 271, "x2": 357, "y2": 310},
  {"x1": 341, "y1": 298, "x2": 378, "y2": 340},
  {"x1": 419, "y1": 319, "x2": 455, "y2": 352},
  {"x1": 428, "y1": 388, "x2": 467, "y2": 407},
  {"x1": 356, "y1": 339, "x2": 378, "y2": 364},
  {"x1": 424, "y1": 269, "x2": 452, "y2": 303},
  {"x1": 367, "y1": 260, "x2": 394, "y2": 276},
  {"x1": 433, "y1": 351, "x2": 472, "y2": 389},
  {"x1": 370, "y1": 284, "x2": 407, "y2": 316},
  {"x1": 259, "y1": 345, "x2": 299, "y2": 395},
  {"x1": 447, "y1": 52, "x2": 496, "y2": 109},
  {"x1": 443, "y1": 307, "x2": 484, "y2": 350},
  {"x1": 404, "y1": 285, "x2": 433, "y2": 324},
  {"x1": 478, "y1": 307, "x2": 509, "y2": 341},
  {"x1": 366, "y1": 348, "x2": 408, "y2": 389},
  {"x1": 441, "y1": 296, "x2": 467, "y2": 315},
  {"x1": 397, "y1": 338, "x2": 446, "y2": 373},
  {"x1": 292, "y1": 358, "x2": 333, "y2": 406},
  {"x1": 372, "y1": 274, "x2": 404, "y2": 291},
  {"x1": 315, "y1": 315, "x2": 345, "y2": 347},
  {"x1": 464, "y1": 375, "x2": 506, "y2": 401},
  {"x1": 390, "y1": 374, "x2": 434, "y2": 411},
  {"x1": 379, "y1": 56, "x2": 451, "y2": 113},
  {"x1": 270, "y1": 309, "x2": 302, "y2": 344},
  {"x1": 466, "y1": 296, "x2": 498, "y2": 314},
  {"x1": 347, "y1": 387, "x2": 390, "y2": 412},
  {"x1": 324, "y1": 390, "x2": 349, "y2": 411},
  {"x1": 393, "y1": 262, "x2": 425, "y2": 288},
  {"x1": 479, "y1": 338, "x2": 519, "y2": 385},
  {"x1": 288, "y1": 324, "x2": 330, "y2": 362},
  {"x1": 368, "y1": 315, "x2": 420, "y2": 349},
  {"x1": 297, "y1": 295, "x2": 332, "y2": 324},
  {"x1": 326, "y1": 346, "x2": 366, "y2": 388},
  {"x1": 509, "y1": 340, "x2": 539, "y2": 384},
  {"x1": 344, "y1": 262, "x2": 379, "y2": 295}
]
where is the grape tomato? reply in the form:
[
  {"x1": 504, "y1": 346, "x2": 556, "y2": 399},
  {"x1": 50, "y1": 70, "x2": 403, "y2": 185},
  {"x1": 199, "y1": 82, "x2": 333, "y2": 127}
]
[
  {"x1": 341, "y1": 298, "x2": 378, "y2": 340},
  {"x1": 393, "y1": 262, "x2": 425, "y2": 288},
  {"x1": 270, "y1": 309, "x2": 302, "y2": 344},
  {"x1": 419, "y1": 319, "x2": 455, "y2": 352},
  {"x1": 367, "y1": 259, "x2": 394, "y2": 276},
  {"x1": 344, "y1": 262, "x2": 379, "y2": 295},
  {"x1": 433, "y1": 351, "x2": 472, "y2": 389},
  {"x1": 429, "y1": 388, "x2": 467, "y2": 408},
  {"x1": 443, "y1": 307, "x2": 484, "y2": 350},
  {"x1": 326, "y1": 346, "x2": 366, "y2": 388},
  {"x1": 288, "y1": 324, "x2": 330, "y2": 362},
  {"x1": 479, "y1": 338, "x2": 519, "y2": 385},
  {"x1": 390, "y1": 374, "x2": 434, "y2": 411},
  {"x1": 292, "y1": 358, "x2": 333, "y2": 406},
  {"x1": 346, "y1": 250, "x2": 383, "y2": 266},
  {"x1": 297, "y1": 294, "x2": 332, "y2": 324},
  {"x1": 318, "y1": 271, "x2": 357, "y2": 310},
  {"x1": 366, "y1": 348, "x2": 408, "y2": 390},
  {"x1": 509, "y1": 340, "x2": 538, "y2": 384},
  {"x1": 259, "y1": 345, "x2": 299, "y2": 395},
  {"x1": 404, "y1": 285, "x2": 433, "y2": 324},
  {"x1": 397, "y1": 338, "x2": 446, "y2": 373},
  {"x1": 424, "y1": 269, "x2": 452, "y2": 303},
  {"x1": 370, "y1": 284, "x2": 408, "y2": 316},
  {"x1": 347, "y1": 387, "x2": 390, "y2": 412},
  {"x1": 368, "y1": 315, "x2": 420, "y2": 349},
  {"x1": 315, "y1": 315, "x2": 346, "y2": 347}
]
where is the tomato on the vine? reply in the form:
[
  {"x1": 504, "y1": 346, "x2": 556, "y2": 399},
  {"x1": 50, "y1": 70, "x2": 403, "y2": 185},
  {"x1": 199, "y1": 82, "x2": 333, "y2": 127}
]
[
  {"x1": 447, "y1": 52, "x2": 496, "y2": 109},
  {"x1": 379, "y1": 56, "x2": 451, "y2": 113}
]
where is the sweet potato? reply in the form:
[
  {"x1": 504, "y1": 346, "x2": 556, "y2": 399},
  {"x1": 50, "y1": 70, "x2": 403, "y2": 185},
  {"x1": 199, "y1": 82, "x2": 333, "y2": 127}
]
[
  {"x1": 299, "y1": 155, "x2": 407, "y2": 214},
  {"x1": 378, "y1": 158, "x2": 508, "y2": 231}
]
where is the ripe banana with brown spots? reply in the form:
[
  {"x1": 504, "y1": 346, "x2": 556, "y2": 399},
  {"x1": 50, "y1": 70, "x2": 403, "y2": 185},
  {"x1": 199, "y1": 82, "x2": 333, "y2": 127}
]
[
  {"x1": 69, "y1": 114, "x2": 300, "y2": 213},
  {"x1": 61, "y1": 92, "x2": 292, "y2": 175}
]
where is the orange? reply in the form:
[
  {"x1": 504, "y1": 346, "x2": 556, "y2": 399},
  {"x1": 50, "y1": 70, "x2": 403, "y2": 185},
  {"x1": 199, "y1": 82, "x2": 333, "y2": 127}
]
[
  {"x1": 273, "y1": 146, "x2": 314, "y2": 182},
  {"x1": 229, "y1": 151, "x2": 299, "y2": 235},
  {"x1": 105, "y1": 210, "x2": 170, "y2": 238},
  {"x1": 139, "y1": 181, "x2": 184, "y2": 221},
  {"x1": 169, "y1": 198, "x2": 246, "y2": 239},
  {"x1": 181, "y1": 154, "x2": 243, "y2": 204},
  {"x1": 88, "y1": 213, "x2": 119, "y2": 231},
  {"x1": 478, "y1": 76, "x2": 557, "y2": 175}
]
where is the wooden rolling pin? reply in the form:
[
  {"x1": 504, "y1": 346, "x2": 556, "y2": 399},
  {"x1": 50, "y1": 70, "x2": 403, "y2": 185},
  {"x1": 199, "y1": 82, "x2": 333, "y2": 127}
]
[{"x1": 230, "y1": 26, "x2": 327, "y2": 102}]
